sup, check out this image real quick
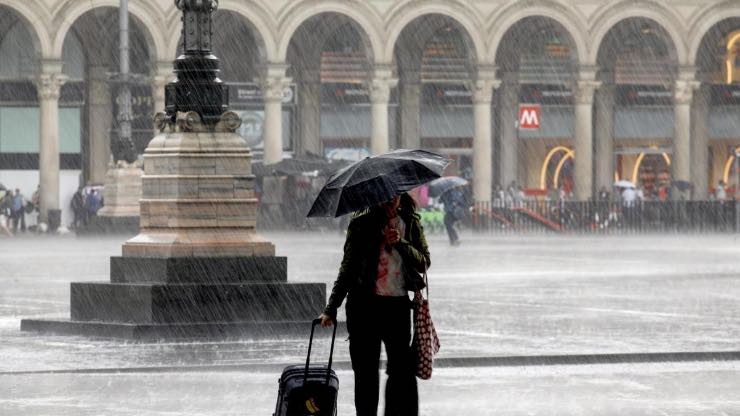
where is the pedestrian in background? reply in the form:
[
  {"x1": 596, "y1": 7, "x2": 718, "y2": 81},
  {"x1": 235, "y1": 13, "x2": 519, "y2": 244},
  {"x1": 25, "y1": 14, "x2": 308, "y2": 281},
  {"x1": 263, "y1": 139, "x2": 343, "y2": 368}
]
[
  {"x1": 319, "y1": 193, "x2": 430, "y2": 416},
  {"x1": 71, "y1": 188, "x2": 85, "y2": 229},
  {"x1": 715, "y1": 180, "x2": 727, "y2": 202},
  {"x1": 11, "y1": 188, "x2": 26, "y2": 233},
  {"x1": 440, "y1": 188, "x2": 466, "y2": 246}
]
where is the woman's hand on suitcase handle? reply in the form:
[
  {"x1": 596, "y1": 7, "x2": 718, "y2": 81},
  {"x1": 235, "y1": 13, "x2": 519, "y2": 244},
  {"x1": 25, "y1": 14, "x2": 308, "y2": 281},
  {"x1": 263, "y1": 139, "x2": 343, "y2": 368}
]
[{"x1": 319, "y1": 313, "x2": 334, "y2": 328}]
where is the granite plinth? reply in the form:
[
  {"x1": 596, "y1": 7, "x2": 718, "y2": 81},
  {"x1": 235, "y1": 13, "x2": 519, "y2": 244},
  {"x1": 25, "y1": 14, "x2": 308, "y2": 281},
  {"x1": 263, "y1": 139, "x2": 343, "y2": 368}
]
[
  {"x1": 20, "y1": 319, "x2": 345, "y2": 341},
  {"x1": 21, "y1": 115, "x2": 327, "y2": 341},
  {"x1": 110, "y1": 256, "x2": 287, "y2": 283},
  {"x1": 70, "y1": 281, "x2": 325, "y2": 324},
  {"x1": 77, "y1": 216, "x2": 139, "y2": 235}
]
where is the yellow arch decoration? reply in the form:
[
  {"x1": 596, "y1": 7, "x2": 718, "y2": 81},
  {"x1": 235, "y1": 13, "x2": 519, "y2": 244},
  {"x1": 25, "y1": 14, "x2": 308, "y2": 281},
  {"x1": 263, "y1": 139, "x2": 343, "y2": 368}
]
[
  {"x1": 726, "y1": 31, "x2": 740, "y2": 84},
  {"x1": 723, "y1": 147, "x2": 740, "y2": 184},
  {"x1": 631, "y1": 152, "x2": 672, "y2": 184},
  {"x1": 631, "y1": 152, "x2": 646, "y2": 184},
  {"x1": 539, "y1": 146, "x2": 574, "y2": 189},
  {"x1": 554, "y1": 154, "x2": 574, "y2": 188}
]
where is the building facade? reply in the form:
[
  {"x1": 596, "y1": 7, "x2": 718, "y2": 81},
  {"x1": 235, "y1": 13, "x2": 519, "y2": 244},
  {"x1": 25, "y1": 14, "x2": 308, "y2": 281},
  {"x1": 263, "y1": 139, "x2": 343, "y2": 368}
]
[{"x1": 0, "y1": 0, "x2": 739, "y2": 223}]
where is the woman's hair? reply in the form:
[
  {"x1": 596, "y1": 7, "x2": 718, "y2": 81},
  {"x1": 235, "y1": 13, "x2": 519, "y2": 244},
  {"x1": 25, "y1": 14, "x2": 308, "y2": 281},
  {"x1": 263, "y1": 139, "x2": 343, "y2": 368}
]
[{"x1": 399, "y1": 192, "x2": 419, "y2": 219}]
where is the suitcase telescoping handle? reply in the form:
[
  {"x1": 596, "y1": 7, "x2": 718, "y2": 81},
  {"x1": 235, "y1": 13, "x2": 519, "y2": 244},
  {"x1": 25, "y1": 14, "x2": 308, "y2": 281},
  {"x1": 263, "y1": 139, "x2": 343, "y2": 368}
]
[{"x1": 305, "y1": 318, "x2": 337, "y2": 384}]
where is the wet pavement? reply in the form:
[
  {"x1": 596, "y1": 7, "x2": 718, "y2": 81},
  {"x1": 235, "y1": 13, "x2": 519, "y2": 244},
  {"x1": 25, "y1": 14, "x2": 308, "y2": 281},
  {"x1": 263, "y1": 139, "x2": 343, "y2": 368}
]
[
  {"x1": 1, "y1": 231, "x2": 740, "y2": 414},
  {"x1": 2, "y1": 362, "x2": 739, "y2": 415}
]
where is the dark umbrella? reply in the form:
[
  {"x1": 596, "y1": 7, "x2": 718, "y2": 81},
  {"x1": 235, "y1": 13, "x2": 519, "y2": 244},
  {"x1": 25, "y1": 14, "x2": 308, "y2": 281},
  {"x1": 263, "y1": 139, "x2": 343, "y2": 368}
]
[
  {"x1": 252, "y1": 156, "x2": 350, "y2": 177},
  {"x1": 672, "y1": 180, "x2": 693, "y2": 192},
  {"x1": 307, "y1": 149, "x2": 449, "y2": 217},
  {"x1": 427, "y1": 176, "x2": 468, "y2": 198},
  {"x1": 0, "y1": 183, "x2": 5, "y2": 191}
]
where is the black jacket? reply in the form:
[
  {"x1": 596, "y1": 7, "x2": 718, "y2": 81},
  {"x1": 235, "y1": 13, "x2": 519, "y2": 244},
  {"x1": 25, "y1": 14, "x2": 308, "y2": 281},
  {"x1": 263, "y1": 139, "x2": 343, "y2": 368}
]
[{"x1": 324, "y1": 207, "x2": 430, "y2": 318}]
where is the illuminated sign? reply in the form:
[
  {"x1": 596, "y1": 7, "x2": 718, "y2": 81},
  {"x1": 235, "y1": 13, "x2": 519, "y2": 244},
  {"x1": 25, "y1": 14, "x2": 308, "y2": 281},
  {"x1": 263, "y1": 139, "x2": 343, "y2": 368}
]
[{"x1": 518, "y1": 104, "x2": 541, "y2": 130}]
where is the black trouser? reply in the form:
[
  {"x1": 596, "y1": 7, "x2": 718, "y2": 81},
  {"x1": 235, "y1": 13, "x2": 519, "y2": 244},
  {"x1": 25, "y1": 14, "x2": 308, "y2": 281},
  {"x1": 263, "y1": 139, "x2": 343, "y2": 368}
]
[
  {"x1": 443, "y1": 212, "x2": 458, "y2": 244},
  {"x1": 347, "y1": 295, "x2": 418, "y2": 416},
  {"x1": 11, "y1": 210, "x2": 25, "y2": 232}
]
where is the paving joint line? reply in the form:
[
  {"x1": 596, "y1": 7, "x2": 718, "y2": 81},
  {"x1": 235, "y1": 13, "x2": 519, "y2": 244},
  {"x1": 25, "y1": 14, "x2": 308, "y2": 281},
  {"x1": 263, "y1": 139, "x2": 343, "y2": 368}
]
[{"x1": 2, "y1": 351, "x2": 739, "y2": 376}]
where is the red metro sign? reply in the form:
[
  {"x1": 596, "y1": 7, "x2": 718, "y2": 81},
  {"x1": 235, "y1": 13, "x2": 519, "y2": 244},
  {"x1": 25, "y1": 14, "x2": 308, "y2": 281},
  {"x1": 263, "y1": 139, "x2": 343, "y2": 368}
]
[{"x1": 518, "y1": 104, "x2": 541, "y2": 130}]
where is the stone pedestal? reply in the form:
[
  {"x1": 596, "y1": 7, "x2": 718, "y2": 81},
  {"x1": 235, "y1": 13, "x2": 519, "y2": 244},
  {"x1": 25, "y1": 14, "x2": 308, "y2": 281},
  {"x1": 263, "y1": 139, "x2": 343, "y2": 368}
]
[
  {"x1": 21, "y1": 111, "x2": 326, "y2": 340},
  {"x1": 83, "y1": 160, "x2": 143, "y2": 234}
]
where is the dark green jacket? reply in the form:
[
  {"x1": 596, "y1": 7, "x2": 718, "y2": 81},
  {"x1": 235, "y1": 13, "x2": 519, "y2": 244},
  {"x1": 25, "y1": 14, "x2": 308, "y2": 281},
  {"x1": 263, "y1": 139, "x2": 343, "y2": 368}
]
[{"x1": 324, "y1": 207, "x2": 430, "y2": 318}]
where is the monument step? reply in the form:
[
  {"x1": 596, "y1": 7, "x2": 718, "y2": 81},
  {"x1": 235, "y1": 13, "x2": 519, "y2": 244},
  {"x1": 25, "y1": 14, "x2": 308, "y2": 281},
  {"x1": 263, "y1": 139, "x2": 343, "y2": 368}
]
[
  {"x1": 20, "y1": 319, "x2": 340, "y2": 341},
  {"x1": 76, "y1": 216, "x2": 139, "y2": 235},
  {"x1": 110, "y1": 256, "x2": 287, "y2": 283},
  {"x1": 71, "y1": 282, "x2": 325, "y2": 324}
]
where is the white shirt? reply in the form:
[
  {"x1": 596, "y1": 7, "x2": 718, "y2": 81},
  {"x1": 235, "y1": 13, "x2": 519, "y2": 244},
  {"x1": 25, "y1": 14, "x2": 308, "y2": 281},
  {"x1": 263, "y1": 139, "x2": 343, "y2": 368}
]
[{"x1": 375, "y1": 216, "x2": 408, "y2": 297}]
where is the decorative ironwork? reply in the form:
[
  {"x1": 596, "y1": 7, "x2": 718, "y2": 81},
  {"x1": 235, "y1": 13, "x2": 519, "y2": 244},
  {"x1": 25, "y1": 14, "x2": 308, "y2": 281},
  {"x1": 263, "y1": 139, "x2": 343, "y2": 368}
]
[{"x1": 165, "y1": 0, "x2": 228, "y2": 126}]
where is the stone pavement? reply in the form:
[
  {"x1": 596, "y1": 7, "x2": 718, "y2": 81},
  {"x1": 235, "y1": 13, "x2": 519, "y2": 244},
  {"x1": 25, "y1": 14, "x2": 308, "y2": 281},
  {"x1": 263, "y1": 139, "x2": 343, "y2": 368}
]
[
  {"x1": 2, "y1": 232, "x2": 740, "y2": 414},
  {"x1": 2, "y1": 362, "x2": 739, "y2": 415}
]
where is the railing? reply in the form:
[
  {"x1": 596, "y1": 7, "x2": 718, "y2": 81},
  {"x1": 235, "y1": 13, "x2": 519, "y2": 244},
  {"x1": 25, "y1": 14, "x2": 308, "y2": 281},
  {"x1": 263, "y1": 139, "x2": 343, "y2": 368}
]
[
  {"x1": 470, "y1": 200, "x2": 740, "y2": 234},
  {"x1": 256, "y1": 200, "x2": 740, "y2": 234}
]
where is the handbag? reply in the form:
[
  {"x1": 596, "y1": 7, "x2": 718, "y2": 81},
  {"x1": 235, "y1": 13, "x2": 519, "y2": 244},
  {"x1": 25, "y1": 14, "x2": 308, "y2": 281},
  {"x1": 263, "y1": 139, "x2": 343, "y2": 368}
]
[{"x1": 412, "y1": 272, "x2": 440, "y2": 380}]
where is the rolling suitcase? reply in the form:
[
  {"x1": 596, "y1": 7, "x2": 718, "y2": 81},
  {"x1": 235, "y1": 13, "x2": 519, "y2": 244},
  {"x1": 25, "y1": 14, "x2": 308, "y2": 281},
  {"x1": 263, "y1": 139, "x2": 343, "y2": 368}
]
[{"x1": 273, "y1": 318, "x2": 339, "y2": 416}]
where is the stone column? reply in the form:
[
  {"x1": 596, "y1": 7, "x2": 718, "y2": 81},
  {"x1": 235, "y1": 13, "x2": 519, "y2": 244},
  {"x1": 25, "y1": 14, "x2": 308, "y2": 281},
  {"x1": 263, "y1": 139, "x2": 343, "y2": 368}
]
[
  {"x1": 691, "y1": 83, "x2": 710, "y2": 199},
  {"x1": 259, "y1": 65, "x2": 291, "y2": 164},
  {"x1": 673, "y1": 72, "x2": 700, "y2": 195},
  {"x1": 470, "y1": 70, "x2": 499, "y2": 203},
  {"x1": 573, "y1": 70, "x2": 600, "y2": 200},
  {"x1": 87, "y1": 65, "x2": 113, "y2": 184},
  {"x1": 36, "y1": 63, "x2": 67, "y2": 223},
  {"x1": 594, "y1": 82, "x2": 615, "y2": 192},
  {"x1": 298, "y1": 70, "x2": 321, "y2": 156},
  {"x1": 399, "y1": 72, "x2": 421, "y2": 149},
  {"x1": 368, "y1": 67, "x2": 397, "y2": 155},
  {"x1": 499, "y1": 72, "x2": 519, "y2": 189},
  {"x1": 151, "y1": 61, "x2": 172, "y2": 114}
]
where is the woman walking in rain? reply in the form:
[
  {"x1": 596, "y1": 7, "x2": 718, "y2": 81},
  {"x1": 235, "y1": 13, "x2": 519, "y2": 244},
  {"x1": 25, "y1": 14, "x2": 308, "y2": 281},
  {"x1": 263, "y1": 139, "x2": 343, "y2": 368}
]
[{"x1": 319, "y1": 193, "x2": 430, "y2": 416}]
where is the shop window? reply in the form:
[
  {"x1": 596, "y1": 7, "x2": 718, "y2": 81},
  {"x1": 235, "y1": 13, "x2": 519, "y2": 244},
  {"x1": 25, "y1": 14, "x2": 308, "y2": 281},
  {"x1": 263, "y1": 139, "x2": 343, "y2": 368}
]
[
  {"x1": 59, "y1": 108, "x2": 81, "y2": 153},
  {"x1": 0, "y1": 107, "x2": 39, "y2": 152}
]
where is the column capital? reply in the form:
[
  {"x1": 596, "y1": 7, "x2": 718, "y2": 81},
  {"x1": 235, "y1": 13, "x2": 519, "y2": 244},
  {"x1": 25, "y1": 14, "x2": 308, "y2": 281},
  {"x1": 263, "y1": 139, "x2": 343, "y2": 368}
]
[
  {"x1": 36, "y1": 72, "x2": 68, "y2": 100},
  {"x1": 674, "y1": 78, "x2": 701, "y2": 105},
  {"x1": 257, "y1": 64, "x2": 292, "y2": 103},
  {"x1": 367, "y1": 76, "x2": 398, "y2": 104},
  {"x1": 475, "y1": 64, "x2": 498, "y2": 79},
  {"x1": 577, "y1": 65, "x2": 600, "y2": 82},
  {"x1": 677, "y1": 65, "x2": 699, "y2": 81},
  {"x1": 259, "y1": 75, "x2": 293, "y2": 103},
  {"x1": 152, "y1": 60, "x2": 173, "y2": 80},
  {"x1": 469, "y1": 78, "x2": 500, "y2": 104},
  {"x1": 575, "y1": 79, "x2": 601, "y2": 105}
]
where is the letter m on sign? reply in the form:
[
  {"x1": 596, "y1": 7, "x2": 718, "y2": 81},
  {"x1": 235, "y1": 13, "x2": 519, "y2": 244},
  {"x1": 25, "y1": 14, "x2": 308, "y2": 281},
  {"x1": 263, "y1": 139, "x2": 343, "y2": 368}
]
[{"x1": 518, "y1": 104, "x2": 541, "y2": 130}]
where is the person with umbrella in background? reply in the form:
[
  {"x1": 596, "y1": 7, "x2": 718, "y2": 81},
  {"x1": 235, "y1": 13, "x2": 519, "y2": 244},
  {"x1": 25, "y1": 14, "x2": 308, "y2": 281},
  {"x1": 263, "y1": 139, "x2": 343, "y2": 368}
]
[
  {"x1": 310, "y1": 149, "x2": 446, "y2": 416},
  {"x1": 428, "y1": 176, "x2": 469, "y2": 246}
]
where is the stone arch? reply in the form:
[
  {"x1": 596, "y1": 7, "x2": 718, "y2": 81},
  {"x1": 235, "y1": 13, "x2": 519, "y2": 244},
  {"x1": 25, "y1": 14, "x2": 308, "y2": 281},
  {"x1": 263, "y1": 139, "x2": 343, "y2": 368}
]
[
  {"x1": 278, "y1": 2, "x2": 383, "y2": 63},
  {"x1": 180, "y1": 0, "x2": 277, "y2": 63},
  {"x1": 52, "y1": 0, "x2": 164, "y2": 61},
  {"x1": 384, "y1": 1, "x2": 485, "y2": 64},
  {"x1": 688, "y1": 1, "x2": 740, "y2": 66},
  {"x1": 487, "y1": 1, "x2": 588, "y2": 65},
  {"x1": 589, "y1": 1, "x2": 687, "y2": 65},
  {"x1": 0, "y1": 0, "x2": 51, "y2": 58}
]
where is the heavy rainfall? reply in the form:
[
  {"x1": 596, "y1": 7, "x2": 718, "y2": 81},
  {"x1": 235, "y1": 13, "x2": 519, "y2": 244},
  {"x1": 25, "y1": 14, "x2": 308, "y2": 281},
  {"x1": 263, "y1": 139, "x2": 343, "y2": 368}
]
[{"x1": 1, "y1": 0, "x2": 740, "y2": 415}]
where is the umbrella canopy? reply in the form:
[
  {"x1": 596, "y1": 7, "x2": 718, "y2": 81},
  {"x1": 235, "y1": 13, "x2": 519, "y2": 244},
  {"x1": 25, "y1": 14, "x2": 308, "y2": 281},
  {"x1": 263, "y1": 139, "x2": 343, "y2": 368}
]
[
  {"x1": 427, "y1": 176, "x2": 469, "y2": 198},
  {"x1": 307, "y1": 149, "x2": 449, "y2": 218},
  {"x1": 252, "y1": 156, "x2": 350, "y2": 177},
  {"x1": 672, "y1": 180, "x2": 693, "y2": 192},
  {"x1": 614, "y1": 180, "x2": 635, "y2": 189}
]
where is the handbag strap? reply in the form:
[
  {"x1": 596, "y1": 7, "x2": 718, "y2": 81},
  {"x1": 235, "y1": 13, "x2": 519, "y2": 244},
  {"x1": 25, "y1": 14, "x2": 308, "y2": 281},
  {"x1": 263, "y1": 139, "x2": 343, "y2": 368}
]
[{"x1": 423, "y1": 271, "x2": 429, "y2": 300}]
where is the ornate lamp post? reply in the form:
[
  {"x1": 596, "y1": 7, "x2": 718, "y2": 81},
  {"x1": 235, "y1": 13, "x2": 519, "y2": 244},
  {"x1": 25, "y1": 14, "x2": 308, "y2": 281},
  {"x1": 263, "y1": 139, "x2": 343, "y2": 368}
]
[
  {"x1": 21, "y1": 0, "x2": 328, "y2": 340},
  {"x1": 165, "y1": 0, "x2": 228, "y2": 125}
]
